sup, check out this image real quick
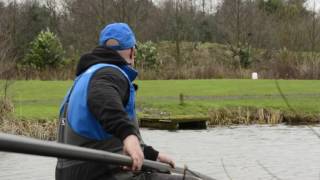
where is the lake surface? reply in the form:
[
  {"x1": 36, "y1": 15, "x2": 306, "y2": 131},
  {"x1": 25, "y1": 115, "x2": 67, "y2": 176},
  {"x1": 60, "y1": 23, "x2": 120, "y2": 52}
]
[{"x1": 0, "y1": 125, "x2": 320, "y2": 180}]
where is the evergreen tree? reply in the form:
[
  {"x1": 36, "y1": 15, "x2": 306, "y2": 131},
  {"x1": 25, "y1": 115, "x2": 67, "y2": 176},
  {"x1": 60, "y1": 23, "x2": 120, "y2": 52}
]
[{"x1": 23, "y1": 29, "x2": 65, "y2": 69}]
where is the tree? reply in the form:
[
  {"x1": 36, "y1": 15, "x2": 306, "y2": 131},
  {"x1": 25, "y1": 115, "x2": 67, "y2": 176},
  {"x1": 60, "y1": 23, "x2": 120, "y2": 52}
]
[
  {"x1": 1, "y1": 0, "x2": 57, "y2": 61},
  {"x1": 136, "y1": 41, "x2": 158, "y2": 70},
  {"x1": 258, "y1": 0, "x2": 283, "y2": 14},
  {"x1": 215, "y1": 0, "x2": 256, "y2": 71},
  {"x1": 303, "y1": 0, "x2": 320, "y2": 78},
  {"x1": 23, "y1": 29, "x2": 65, "y2": 69},
  {"x1": 305, "y1": 0, "x2": 319, "y2": 55},
  {"x1": 60, "y1": 0, "x2": 158, "y2": 54},
  {"x1": 0, "y1": 23, "x2": 15, "y2": 116}
]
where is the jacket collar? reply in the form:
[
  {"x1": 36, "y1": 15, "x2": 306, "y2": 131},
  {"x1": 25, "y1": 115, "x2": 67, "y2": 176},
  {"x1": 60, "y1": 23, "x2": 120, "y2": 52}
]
[
  {"x1": 76, "y1": 46, "x2": 128, "y2": 76},
  {"x1": 121, "y1": 65, "x2": 138, "y2": 82}
]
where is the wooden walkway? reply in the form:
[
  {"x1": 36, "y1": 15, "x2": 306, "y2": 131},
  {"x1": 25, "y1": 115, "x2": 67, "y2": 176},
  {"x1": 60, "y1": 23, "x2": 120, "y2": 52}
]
[{"x1": 139, "y1": 116, "x2": 208, "y2": 130}]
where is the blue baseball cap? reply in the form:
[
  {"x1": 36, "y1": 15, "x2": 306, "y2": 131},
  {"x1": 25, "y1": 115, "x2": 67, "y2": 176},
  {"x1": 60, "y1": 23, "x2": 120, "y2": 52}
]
[{"x1": 99, "y1": 23, "x2": 136, "y2": 50}]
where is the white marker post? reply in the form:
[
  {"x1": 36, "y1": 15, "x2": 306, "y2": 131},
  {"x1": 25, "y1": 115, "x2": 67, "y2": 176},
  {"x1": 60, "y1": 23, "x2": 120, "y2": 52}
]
[{"x1": 252, "y1": 72, "x2": 258, "y2": 80}]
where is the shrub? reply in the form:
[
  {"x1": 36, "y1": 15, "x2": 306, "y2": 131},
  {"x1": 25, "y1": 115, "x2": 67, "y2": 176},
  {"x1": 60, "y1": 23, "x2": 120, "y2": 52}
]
[
  {"x1": 239, "y1": 47, "x2": 251, "y2": 69},
  {"x1": 23, "y1": 29, "x2": 65, "y2": 69},
  {"x1": 136, "y1": 41, "x2": 158, "y2": 70}
]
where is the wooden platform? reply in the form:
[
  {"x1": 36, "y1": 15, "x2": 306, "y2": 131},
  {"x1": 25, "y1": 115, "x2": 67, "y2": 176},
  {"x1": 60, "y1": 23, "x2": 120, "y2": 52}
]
[{"x1": 139, "y1": 116, "x2": 208, "y2": 130}]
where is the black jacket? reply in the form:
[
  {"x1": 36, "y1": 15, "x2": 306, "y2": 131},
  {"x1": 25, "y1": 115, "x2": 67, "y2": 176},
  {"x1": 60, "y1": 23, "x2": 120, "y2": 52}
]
[{"x1": 76, "y1": 46, "x2": 158, "y2": 161}]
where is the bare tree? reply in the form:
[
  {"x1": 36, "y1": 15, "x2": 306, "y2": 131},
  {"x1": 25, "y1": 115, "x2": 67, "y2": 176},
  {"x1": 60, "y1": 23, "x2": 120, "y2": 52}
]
[
  {"x1": 0, "y1": 20, "x2": 16, "y2": 116},
  {"x1": 304, "y1": 0, "x2": 320, "y2": 78},
  {"x1": 215, "y1": 0, "x2": 252, "y2": 75}
]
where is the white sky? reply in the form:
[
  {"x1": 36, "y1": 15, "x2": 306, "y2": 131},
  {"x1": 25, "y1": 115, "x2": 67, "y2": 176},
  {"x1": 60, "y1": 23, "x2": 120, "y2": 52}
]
[
  {"x1": 2, "y1": 0, "x2": 320, "y2": 12},
  {"x1": 305, "y1": 0, "x2": 320, "y2": 11}
]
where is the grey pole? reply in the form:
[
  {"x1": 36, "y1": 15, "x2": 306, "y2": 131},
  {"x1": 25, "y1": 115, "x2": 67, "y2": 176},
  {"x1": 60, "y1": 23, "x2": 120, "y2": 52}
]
[{"x1": 0, "y1": 133, "x2": 215, "y2": 180}]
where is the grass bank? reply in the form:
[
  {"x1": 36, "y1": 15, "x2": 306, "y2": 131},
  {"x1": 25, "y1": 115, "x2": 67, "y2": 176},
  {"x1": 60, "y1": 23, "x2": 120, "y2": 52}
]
[{"x1": 1, "y1": 79, "x2": 320, "y2": 126}]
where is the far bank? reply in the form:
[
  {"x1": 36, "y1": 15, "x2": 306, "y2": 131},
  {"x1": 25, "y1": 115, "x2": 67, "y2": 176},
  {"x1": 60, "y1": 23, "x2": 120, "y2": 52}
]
[{"x1": 1, "y1": 79, "x2": 320, "y2": 130}]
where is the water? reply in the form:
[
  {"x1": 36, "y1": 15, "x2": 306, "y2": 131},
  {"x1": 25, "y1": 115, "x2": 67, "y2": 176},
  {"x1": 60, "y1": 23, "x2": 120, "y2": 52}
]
[{"x1": 0, "y1": 125, "x2": 320, "y2": 180}]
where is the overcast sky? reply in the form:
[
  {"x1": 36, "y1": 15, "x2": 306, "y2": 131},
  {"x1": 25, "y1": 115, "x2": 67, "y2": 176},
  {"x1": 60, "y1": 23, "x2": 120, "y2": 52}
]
[
  {"x1": 305, "y1": 0, "x2": 320, "y2": 11},
  {"x1": 3, "y1": 0, "x2": 320, "y2": 12}
]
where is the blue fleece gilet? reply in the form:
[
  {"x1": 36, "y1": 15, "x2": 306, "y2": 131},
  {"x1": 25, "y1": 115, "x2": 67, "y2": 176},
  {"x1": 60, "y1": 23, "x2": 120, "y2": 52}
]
[{"x1": 60, "y1": 63, "x2": 137, "y2": 141}]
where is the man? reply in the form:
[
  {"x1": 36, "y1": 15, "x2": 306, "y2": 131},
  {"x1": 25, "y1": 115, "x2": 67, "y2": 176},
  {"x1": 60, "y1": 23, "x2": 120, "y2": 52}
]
[{"x1": 55, "y1": 23, "x2": 185, "y2": 180}]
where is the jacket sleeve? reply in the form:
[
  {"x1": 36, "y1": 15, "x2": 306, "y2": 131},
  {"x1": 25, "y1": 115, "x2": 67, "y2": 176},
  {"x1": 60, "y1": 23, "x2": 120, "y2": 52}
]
[
  {"x1": 87, "y1": 67, "x2": 138, "y2": 141},
  {"x1": 87, "y1": 67, "x2": 159, "y2": 161},
  {"x1": 143, "y1": 145, "x2": 159, "y2": 161}
]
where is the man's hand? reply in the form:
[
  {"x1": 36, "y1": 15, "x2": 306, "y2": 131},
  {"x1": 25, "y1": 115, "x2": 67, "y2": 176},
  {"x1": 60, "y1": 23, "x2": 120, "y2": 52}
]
[
  {"x1": 157, "y1": 152, "x2": 175, "y2": 168},
  {"x1": 123, "y1": 135, "x2": 144, "y2": 171}
]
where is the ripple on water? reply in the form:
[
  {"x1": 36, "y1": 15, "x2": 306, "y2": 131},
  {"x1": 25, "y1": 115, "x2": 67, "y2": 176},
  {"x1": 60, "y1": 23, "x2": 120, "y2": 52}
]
[
  {"x1": 0, "y1": 153, "x2": 56, "y2": 180},
  {"x1": 0, "y1": 125, "x2": 320, "y2": 180}
]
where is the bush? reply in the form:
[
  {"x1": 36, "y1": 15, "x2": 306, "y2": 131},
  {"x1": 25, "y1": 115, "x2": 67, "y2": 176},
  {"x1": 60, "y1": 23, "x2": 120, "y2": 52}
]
[
  {"x1": 136, "y1": 41, "x2": 158, "y2": 70},
  {"x1": 239, "y1": 47, "x2": 251, "y2": 69},
  {"x1": 23, "y1": 29, "x2": 65, "y2": 69}
]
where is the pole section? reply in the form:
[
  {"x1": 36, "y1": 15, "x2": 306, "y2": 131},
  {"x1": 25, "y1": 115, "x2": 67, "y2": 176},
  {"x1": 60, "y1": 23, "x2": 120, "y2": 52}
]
[{"x1": 0, "y1": 133, "x2": 215, "y2": 180}]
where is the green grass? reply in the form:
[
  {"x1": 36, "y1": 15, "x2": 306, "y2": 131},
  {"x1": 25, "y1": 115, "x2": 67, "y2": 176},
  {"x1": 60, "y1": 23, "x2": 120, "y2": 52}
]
[
  {"x1": 2, "y1": 79, "x2": 320, "y2": 120},
  {"x1": 136, "y1": 79, "x2": 320, "y2": 117},
  {"x1": 4, "y1": 80, "x2": 72, "y2": 119},
  {"x1": 136, "y1": 79, "x2": 320, "y2": 96}
]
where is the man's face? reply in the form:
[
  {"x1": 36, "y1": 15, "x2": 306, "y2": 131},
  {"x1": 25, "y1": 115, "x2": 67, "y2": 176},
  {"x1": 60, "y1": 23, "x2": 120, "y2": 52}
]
[{"x1": 129, "y1": 47, "x2": 136, "y2": 66}]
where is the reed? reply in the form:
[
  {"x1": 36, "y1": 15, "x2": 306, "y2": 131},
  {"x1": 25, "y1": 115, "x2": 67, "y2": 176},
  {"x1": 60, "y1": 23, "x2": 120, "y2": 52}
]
[
  {"x1": 1, "y1": 108, "x2": 319, "y2": 139},
  {"x1": 0, "y1": 117, "x2": 57, "y2": 140},
  {"x1": 208, "y1": 107, "x2": 320, "y2": 126},
  {"x1": 0, "y1": 98, "x2": 14, "y2": 117}
]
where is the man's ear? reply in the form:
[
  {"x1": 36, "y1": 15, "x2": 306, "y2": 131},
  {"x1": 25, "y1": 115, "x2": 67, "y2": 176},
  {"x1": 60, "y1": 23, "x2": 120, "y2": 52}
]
[{"x1": 129, "y1": 48, "x2": 134, "y2": 59}]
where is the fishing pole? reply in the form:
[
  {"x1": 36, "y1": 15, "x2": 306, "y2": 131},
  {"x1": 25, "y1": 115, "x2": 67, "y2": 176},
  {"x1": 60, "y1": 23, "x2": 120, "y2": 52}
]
[{"x1": 0, "y1": 132, "x2": 215, "y2": 180}]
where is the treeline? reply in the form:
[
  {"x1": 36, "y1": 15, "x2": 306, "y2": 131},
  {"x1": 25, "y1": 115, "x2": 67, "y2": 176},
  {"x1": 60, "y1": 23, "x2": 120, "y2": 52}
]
[{"x1": 1, "y1": 0, "x2": 320, "y2": 80}]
